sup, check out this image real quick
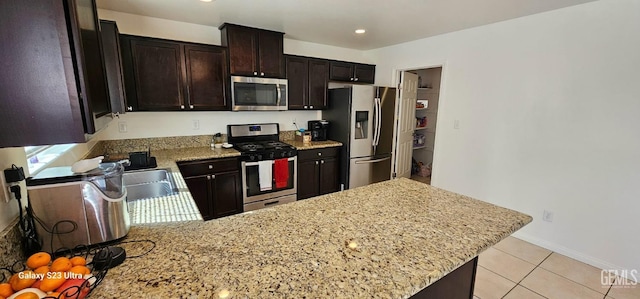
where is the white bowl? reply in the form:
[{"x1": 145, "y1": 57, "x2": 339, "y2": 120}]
[{"x1": 222, "y1": 143, "x2": 233, "y2": 149}]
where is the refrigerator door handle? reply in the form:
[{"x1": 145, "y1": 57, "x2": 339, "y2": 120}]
[
  {"x1": 354, "y1": 156, "x2": 391, "y2": 164},
  {"x1": 376, "y1": 97, "x2": 382, "y2": 145},
  {"x1": 373, "y1": 97, "x2": 381, "y2": 147}
]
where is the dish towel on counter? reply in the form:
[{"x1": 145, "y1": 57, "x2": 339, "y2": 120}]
[
  {"x1": 274, "y1": 158, "x2": 289, "y2": 189},
  {"x1": 258, "y1": 160, "x2": 273, "y2": 191}
]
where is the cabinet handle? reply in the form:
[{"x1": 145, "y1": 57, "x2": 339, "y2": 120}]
[
  {"x1": 189, "y1": 105, "x2": 194, "y2": 109},
  {"x1": 211, "y1": 175, "x2": 216, "y2": 179},
  {"x1": 317, "y1": 152, "x2": 322, "y2": 156},
  {"x1": 354, "y1": 77, "x2": 359, "y2": 81},
  {"x1": 309, "y1": 105, "x2": 314, "y2": 109},
  {"x1": 321, "y1": 160, "x2": 325, "y2": 164},
  {"x1": 260, "y1": 72, "x2": 265, "y2": 76},
  {"x1": 350, "y1": 78, "x2": 354, "y2": 81},
  {"x1": 253, "y1": 72, "x2": 258, "y2": 76},
  {"x1": 180, "y1": 105, "x2": 185, "y2": 110},
  {"x1": 206, "y1": 175, "x2": 211, "y2": 180},
  {"x1": 127, "y1": 106, "x2": 133, "y2": 112},
  {"x1": 315, "y1": 161, "x2": 319, "y2": 165},
  {"x1": 208, "y1": 165, "x2": 213, "y2": 169},
  {"x1": 304, "y1": 105, "x2": 308, "y2": 109}
]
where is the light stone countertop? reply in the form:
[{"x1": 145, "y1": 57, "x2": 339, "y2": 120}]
[
  {"x1": 93, "y1": 178, "x2": 532, "y2": 298},
  {"x1": 284, "y1": 139, "x2": 342, "y2": 150}
]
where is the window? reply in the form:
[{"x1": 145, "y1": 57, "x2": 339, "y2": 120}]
[{"x1": 25, "y1": 144, "x2": 76, "y2": 175}]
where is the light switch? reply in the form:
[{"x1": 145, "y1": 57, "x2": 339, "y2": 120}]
[
  {"x1": 192, "y1": 119, "x2": 200, "y2": 130},
  {"x1": 453, "y1": 120, "x2": 460, "y2": 129}
]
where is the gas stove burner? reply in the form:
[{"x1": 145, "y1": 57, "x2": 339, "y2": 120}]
[{"x1": 237, "y1": 143, "x2": 265, "y2": 152}]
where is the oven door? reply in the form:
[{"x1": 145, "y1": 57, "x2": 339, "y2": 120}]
[
  {"x1": 241, "y1": 157, "x2": 297, "y2": 203},
  {"x1": 231, "y1": 76, "x2": 288, "y2": 111}
]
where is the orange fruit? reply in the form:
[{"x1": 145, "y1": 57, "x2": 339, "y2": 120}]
[
  {"x1": 8, "y1": 271, "x2": 36, "y2": 291},
  {"x1": 69, "y1": 256, "x2": 86, "y2": 267},
  {"x1": 68, "y1": 265, "x2": 91, "y2": 276},
  {"x1": 0, "y1": 283, "x2": 13, "y2": 297},
  {"x1": 50, "y1": 257, "x2": 72, "y2": 272},
  {"x1": 14, "y1": 292, "x2": 40, "y2": 299},
  {"x1": 33, "y1": 265, "x2": 49, "y2": 275},
  {"x1": 39, "y1": 273, "x2": 66, "y2": 292},
  {"x1": 26, "y1": 252, "x2": 51, "y2": 270}
]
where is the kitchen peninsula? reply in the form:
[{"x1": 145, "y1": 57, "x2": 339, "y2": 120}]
[{"x1": 92, "y1": 178, "x2": 531, "y2": 298}]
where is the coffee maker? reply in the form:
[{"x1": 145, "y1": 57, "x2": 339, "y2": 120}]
[{"x1": 308, "y1": 120, "x2": 329, "y2": 141}]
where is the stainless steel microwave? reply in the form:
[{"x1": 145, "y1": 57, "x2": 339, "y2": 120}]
[{"x1": 231, "y1": 76, "x2": 288, "y2": 111}]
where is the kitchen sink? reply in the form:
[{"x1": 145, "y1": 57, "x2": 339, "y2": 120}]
[{"x1": 123, "y1": 169, "x2": 178, "y2": 201}]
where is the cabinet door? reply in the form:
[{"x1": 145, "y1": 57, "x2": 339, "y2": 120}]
[
  {"x1": 184, "y1": 45, "x2": 228, "y2": 110},
  {"x1": 307, "y1": 59, "x2": 329, "y2": 110},
  {"x1": 329, "y1": 61, "x2": 355, "y2": 82},
  {"x1": 319, "y1": 157, "x2": 340, "y2": 195},
  {"x1": 257, "y1": 30, "x2": 284, "y2": 78},
  {"x1": 68, "y1": 0, "x2": 111, "y2": 133},
  {"x1": 211, "y1": 171, "x2": 242, "y2": 218},
  {"x1": 0, "y1": 1, "x2": 85, "y2": 147},
  {"x1": 225, "y1": 26, "x2": 258, "y2": 76},
  {"x1": 297, "y1": 159, "x2": 320, "y2": 200},
  {"x1": 183, "y1": 175, "x2": 213, "y2": 220},
  {"x1": 130, "y1": 39, "x2": 184, "y2": 110},
  {"x1": 100, "y1": 20, "x2": 127, "y2": 114},
  {"x1": 354, "y1": 64, "x2": 376, "y2": 84},
  {"x1": 285, "y1": 56, "x2": 308, "y2": 110}
]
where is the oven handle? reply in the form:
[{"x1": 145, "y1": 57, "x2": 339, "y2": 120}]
[{"x1": 244, "y1": 157, "x2": 295, "y2": 166}]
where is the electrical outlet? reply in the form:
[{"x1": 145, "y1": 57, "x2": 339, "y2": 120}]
[
  {"x1": 118, "y1": 121, "x2": 127, "y2": 133},
  {"x1": 192, "y1": 119, "x2": 200, "y2": 130},
  {"x1": 453, "y1": 120, "x2": 460, "y2": 129},
  {"x1": 543, "y1": 210, "x2": 554, "y2": 222}
]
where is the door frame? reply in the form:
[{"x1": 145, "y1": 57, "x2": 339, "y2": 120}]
[{"x1": 391, "y1": 63, "x2": 447, "y2": 186}]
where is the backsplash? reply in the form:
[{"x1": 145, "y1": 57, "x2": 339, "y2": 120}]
[
  {"x1": 0, "y1": 218, "x2": 25, "y2": 269},
  {"x1": 87, "y1": 131, "x2": 297, "y2": 157}
]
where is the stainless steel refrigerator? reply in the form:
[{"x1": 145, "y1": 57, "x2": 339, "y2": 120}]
[{"x1": 324, "y1": 85, "x2": 396, "y2": 189}]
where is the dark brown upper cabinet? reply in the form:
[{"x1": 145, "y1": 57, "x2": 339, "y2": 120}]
[
  {"x1": 0, "y1": 0, "x2": 111, "y2": 147},
  {"x1": 329, "y1": 61, "x2": 376, "y2": 84},
  {"x1": 286, "y1": 55, "x2": 329, "y2": 110},
  {"x1": 220, "y1": 23, "x2": 285, "y2": 78},
  {"x1": 120, "y1": 35, "x2": 228, "y2": 111},
  {"x1": 100, "y1": 20, "x2": 127, "y2": 114}
]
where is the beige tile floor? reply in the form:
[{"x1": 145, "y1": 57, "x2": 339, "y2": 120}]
[{"x1": 473, "y1": 236, "x2": 640, "y2": 299}]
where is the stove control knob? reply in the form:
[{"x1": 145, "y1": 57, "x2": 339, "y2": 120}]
[
  {"x1": 257, "y1": 154, "x2": 262, "y2": 160},
  {"x1": 269, "y1": 152, "x2": 274, "y2": 159},
  {"x1": 249, "y1": 155, "x2": 256, "y2": 161},
  {"x1": 281, "y1": 152, "x2": 286, "y2": 157},
  {"x1": 289, "y1": 151, "x2": 294, "y2": 157}
]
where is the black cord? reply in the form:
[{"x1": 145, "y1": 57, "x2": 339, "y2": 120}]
[{"x1": 116, "y1": 240, "x2": 156, "y2": 258}]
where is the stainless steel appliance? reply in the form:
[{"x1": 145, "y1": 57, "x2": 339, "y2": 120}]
[
  {"x1": 228, "y1": 123, "x2": 297, "y2": 211},
  {"x1": 26, "y1": 163, "x2": 130, "y2": 252},
  {"x1": 308, "y1": 120, "x2": 329, "y2": 141},
  {"x1": 324, "y1": 86, "x2": 396, "y2": 189},
  {"x1": 231, "y1": 76, "x2": 288, "y2": 111}
]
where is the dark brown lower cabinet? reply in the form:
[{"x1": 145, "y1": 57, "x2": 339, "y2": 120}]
[
  {"x1": 178, "y1": 158, "x2": 242, "y2": 220},
  {"x1": 410, "y1": 257, "x2": 478, "y2": 299},
  {"x1": 297, "y1": 147, "x2": 340, "y2": 200}
]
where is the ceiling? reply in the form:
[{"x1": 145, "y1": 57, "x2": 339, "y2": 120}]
[{"x1": 96, "y1": 0, "x2": 597, "y2": 50}]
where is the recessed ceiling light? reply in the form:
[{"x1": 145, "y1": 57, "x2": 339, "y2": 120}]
[
  {"x1": 355, "y1": 29, "x2": 366, "y2": 34},
  {"x1": 200, "y1": 0, "x2": 213, "y2": 2}
]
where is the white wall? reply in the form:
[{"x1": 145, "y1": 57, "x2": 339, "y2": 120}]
[
  {"x1": 0, "y1": 148, "x2": 28, "y2": 231},
  {"x1": 367, "y1": 0, "x2": 640, "y2": 274},
  {"x1": 96, "y1": 9, "x2": 367, "y2": 139}
]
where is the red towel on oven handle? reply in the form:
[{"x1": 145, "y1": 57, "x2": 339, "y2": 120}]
[{"x1": 274, "y1": 158, "x2": 289, "y2": 189}]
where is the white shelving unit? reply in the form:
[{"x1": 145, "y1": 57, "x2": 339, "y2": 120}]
[{"x1": 411, "y1": 67, "x2": 442, "y2": 179}]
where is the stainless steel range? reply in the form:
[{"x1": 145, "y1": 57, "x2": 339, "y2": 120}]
[{"x1": 228, "y1": 123, "x2": 297, "y2": 211}]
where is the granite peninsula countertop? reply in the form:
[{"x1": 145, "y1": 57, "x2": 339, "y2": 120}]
[{"x1": 93, "y1": 178, "x2": 532, "y2": 298}]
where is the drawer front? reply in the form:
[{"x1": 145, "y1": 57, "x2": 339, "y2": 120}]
[
  {"x1": 178, "y1": 157, "x2": 239, "y2": 177},
  {"x1": 298, "y1": 147, "x2": 339, "y2": 161}
]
